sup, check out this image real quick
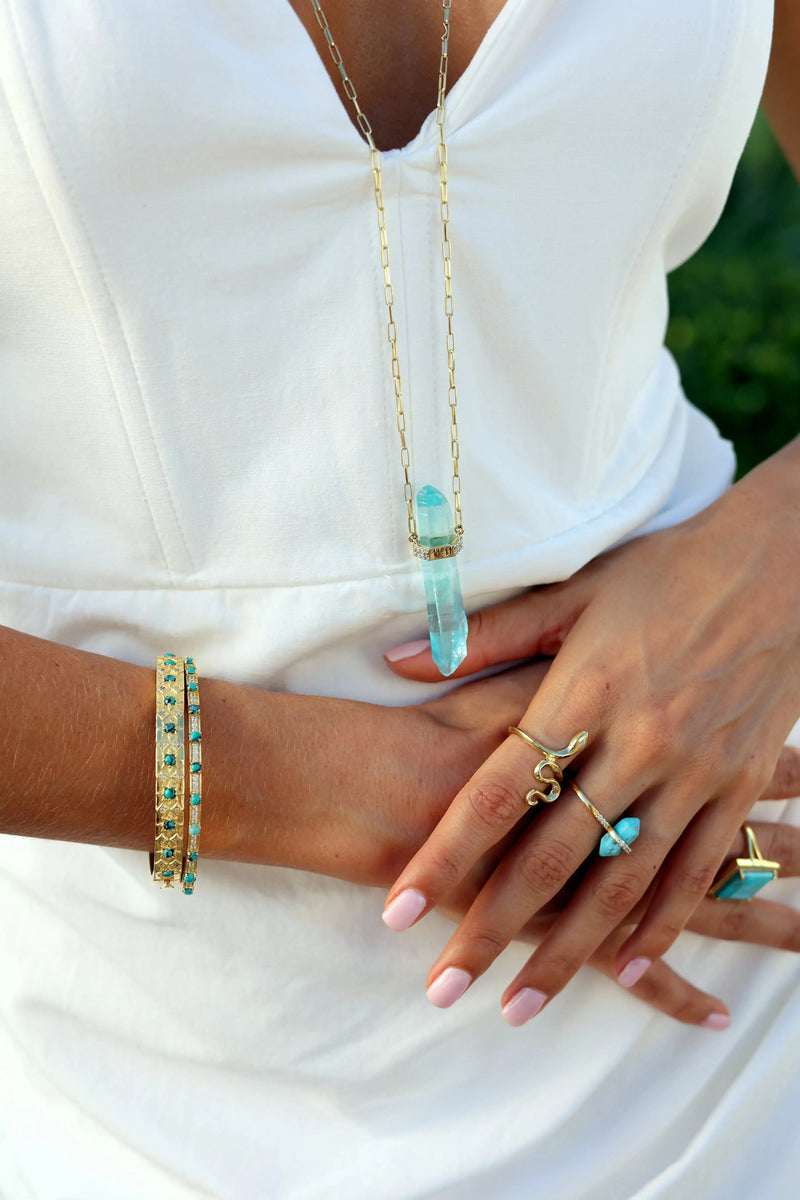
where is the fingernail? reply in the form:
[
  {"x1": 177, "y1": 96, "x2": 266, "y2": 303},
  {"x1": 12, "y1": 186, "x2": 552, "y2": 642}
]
[
  {"x1": 617, "y1": 957, "x2": 652, "y2": 988},
  {"x1": 426, "y1": 967, "x2": 472, "y2": 1008},
  {"x1": 502, "y1": 987, "x2": 548, "y2": 1027},
  {"x1": 382, "y1": 888, "x2": 427, "y2": 932},
  {"x1": 384, "y1": 639, "x2": 430, "y2": 663},
  {"x1": 702, "y1": 1012, "x2": 731, "y2": 1032}
]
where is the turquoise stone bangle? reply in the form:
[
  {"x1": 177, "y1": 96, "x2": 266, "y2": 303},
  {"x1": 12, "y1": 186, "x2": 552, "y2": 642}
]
[
  {"x1": 182, "y1": 659, "x2": 203, "y2": 895},
  {"x1": 152, "y1": 655, "x2": 186, "y2": 889}
]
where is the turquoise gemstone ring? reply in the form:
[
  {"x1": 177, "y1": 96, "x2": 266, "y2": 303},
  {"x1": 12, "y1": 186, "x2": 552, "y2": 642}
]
[
  {"x1": 570, "y1": 781, "x2": 640, "y2": 857},
  {"x1": 708, "y1": 825, "x2": 780, "y2": 901}
]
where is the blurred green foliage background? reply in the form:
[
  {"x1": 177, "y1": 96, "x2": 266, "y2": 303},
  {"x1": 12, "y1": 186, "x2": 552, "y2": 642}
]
[{"x1": 667, "y1": 111, "x2": 800, "y2": 476}]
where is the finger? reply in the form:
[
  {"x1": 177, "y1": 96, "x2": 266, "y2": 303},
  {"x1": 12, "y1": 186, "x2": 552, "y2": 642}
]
[
  {"x1": 382, "y1": 712, "x2": 591, "y2": 933},
  {"x1": 588, "y1": 926, "x2": 730, "y2": 1029},
  {"x1": 613, "y1": 800, "x2": 749, "y2": 977},
  {"x1": 383, "y1": 581, "x2": 587, "y2": 681},
  {"x1": 490, "y1": 785, "x2": 687, "y2": 1021},
  {"x1": 422, "y1": 757, "x2": 672, "y2": 1009},
  {"x1": 759, "y1": 744, "x2": 800, "y2": 800},
  {"x1": 688, "y1": 895, "x2": 800, "y2": 952},
  {"x1": 724, "y1": 819, "x2": 800, "y2": 875}
]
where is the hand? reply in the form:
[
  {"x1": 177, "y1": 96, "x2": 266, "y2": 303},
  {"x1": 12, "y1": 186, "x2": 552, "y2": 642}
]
[
  {"x1": 261, "y1": 654, "x2": 800, "y2": 1029},
  {"x1": 381, "y1": 450, "x2": 800, "y2": 1022}
]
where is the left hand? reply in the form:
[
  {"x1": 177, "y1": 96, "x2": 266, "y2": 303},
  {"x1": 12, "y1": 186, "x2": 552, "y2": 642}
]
[{"x1": 382, "y1": 450, "x2": 800, "y2": 1021}]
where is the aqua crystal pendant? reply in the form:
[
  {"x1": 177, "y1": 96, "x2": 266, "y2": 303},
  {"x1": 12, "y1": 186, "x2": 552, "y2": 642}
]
[{"x1": 414, "y1": 485, "x2": 468, "y2": 677}]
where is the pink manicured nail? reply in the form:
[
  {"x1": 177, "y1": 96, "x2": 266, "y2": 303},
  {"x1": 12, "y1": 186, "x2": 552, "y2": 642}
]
[
  {"x1": 426, "y1": 967, "x2": 472, "y2": 1008},
  {"x1": 382, "y1": 888, "x2": 427, "y2": 932},
  {"x1": 617, "y1": 957, "x2": 652, "y2": 988},
  {"x1": 384, "y1": 639, "x2": 430, "y2": 663},
  {"x1": 502, "y1": 987, "x2": 548, "y2": 1026},
  {"x1": 702, "y1": 1012, "x2": 731, "y2": 1032}
]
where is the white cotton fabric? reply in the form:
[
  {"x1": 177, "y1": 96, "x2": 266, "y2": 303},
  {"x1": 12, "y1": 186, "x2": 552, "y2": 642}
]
[{"x1": 1, "y1": 0, "x2": 799, "y2": 1197}]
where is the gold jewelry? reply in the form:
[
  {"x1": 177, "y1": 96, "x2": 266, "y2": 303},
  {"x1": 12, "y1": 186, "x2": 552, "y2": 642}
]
[
  {"x1": 570, "y1": 782, "x2": 639, "y2": 857},
  {"x1": 152, "y1": 654, "x2": 186, "y2": 888},
  {"x1": 182, "y1": 658, "x2": 202, "y2": 896},
  {"x1": 508, "y1": 727, "x2": 589, "y2": 806},
  {"x1": 310, "y1": 0, "x2": 468, "y2": 678},
  {"x1": 708, "y1": 824, "x2": 780, "y2": 901}
]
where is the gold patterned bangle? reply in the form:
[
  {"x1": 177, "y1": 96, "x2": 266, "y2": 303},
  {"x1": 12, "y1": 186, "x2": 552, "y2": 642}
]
[
  {"x1": 151, "y1": 654, "x2": 186, "y2": 888},
  {"x1": 182, "y1": 657, "x2": 202, "y2": 895}
]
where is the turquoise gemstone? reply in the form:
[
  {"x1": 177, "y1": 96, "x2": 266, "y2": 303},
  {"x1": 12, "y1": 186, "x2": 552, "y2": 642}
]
[
  {"x1": 184, "y1": 872, "x2": 196, "y2": 883},
  {"x1": 187, "y1": 665, "x2": 196, "y2": 675},
  {"x1": 189, "y1": 823, "x2": 201, "y2": 836},
  {"x1": 188, "y1": 682, "x2": 198, "y2": 692},
  {"x1": 191, "y1": 762, "x2": 201, "y2": 773},
  {"x1": 190, "y1": 731, "x2": 201, "y2": 742},
  {"x1": 191, "y1": 794, "x2": 201, "y2": 805},
  {"x1": 416, "y1": 485, "x2": 468, "y2": 678},
  {"x1": 162, "y1": 869, "x2": 174, "y2": 878},
  {"x1": 164, "y1": 674, "x2": 176, "y2": 682},
  {"x1": 164, "y1": 820, "x2": 176, "y2": 830},
  {"x1": 164, "y1": 787, "x2": 176, "y2": 800},
  {"x1": 189, "y1": 851, "x2": 198, "y2": 862},
  {"x1": 186, "y1": 658, "x2": 194, "y2": 665},
  {"x1": 715, "y1": 868, "x2": 777, "y2": 900},
  {"x1": 599, "y1": 817, "x2": 641, "y2": 857},
  {"x1": 183, "y1": 887, "x2": 193, "y2": 895},
  {"x1": 164, "y1": 849, "x2": 174, "y2": 858},
  {"x1": 164, "y1": 722, "x2": 176, "y2": 734},
  {"x1": 189, "y1": 704, "x2": 199, "y2": 714},
  {"x1": 164, "y1": 754, "x2": 176, "y2": 766},
  {"x1": 164, "y1": 696, "x2": 176, "y2": 706}
]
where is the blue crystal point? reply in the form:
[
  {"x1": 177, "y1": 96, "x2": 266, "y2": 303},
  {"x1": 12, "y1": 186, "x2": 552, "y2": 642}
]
[
  {"x1": 599, "y1": 817, "x2": 641, "y2": 857},
  {"x1": 416, "y1": 485, "x2": 468, "y2": 677}
]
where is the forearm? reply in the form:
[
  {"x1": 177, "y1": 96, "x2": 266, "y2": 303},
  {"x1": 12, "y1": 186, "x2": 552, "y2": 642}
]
[
  {"x1": 0, "y1": 624, "x2": 274, "y2": 861},
  {"x1": 0, "y1": 623, "x2": 479, "y2": 883}
]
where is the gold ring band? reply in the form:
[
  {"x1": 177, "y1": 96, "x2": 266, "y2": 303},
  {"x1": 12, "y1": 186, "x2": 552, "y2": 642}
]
[
  {"x1": 508, "y1": 726, "x2": 589, "y2": 807},
  {"x1": 568, "y1": 782, "x2": 638, "y2": 859}
]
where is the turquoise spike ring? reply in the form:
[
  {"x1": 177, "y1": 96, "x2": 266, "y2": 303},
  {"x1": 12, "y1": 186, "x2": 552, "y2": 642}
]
[
  {"x1": 708, "y1": 825, "x2": 780, "y2": 900},
  {"x1": 570, "y1": 782, "x2": 640, "y2": 857}
]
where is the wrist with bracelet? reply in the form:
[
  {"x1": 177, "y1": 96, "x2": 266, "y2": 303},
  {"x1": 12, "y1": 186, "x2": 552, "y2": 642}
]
[{"x1": 150, "y1": 653, "x2": 203, "y2": 894}]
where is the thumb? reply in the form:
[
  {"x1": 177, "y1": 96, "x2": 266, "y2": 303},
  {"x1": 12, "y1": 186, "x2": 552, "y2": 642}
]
[{"x1": 383, "y1": 577, "x2": 587, "y2": 682}]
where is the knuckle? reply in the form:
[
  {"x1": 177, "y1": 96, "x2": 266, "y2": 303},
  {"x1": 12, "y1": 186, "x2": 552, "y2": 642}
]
[
  {"x1": 427, "y1": 843, "x2": 465, "y2": 891},
  {"x1": 764, "y1": 826, "x2": 797, "y2": 870},
  {"x1": 735, "y1": 755, "x2": 773, "y2": 800},
  {"x1": 671, "y1": 996, "x2": 705, "y2": 1026},
  {"x1": 467, "y1": 926, "x2": 509, "y2": 961},
  {"x1": 675, "y1": 863, "x2": 719, "y2": 901},
  {"x1": 466, "y1": 776, "x2": 522, "y2": 831},
  {"x1": 718, "y1": 905, "x2": 750, "y2": 942},
  {"x1": 518, "y1": 840, "x2": 575, "y2": 894},
  {"x1": 772, "y1": 747, "x2": 800, "y2": 797},
  {"x1": 646, "y1": 917, "x2": 685, "y2": 956},
  {"x1": 589, "y1": 872, "x2": 644, "y2": 920},
  {"x1": 539, "y1": 949, "x2": 582, "y2": 985}
]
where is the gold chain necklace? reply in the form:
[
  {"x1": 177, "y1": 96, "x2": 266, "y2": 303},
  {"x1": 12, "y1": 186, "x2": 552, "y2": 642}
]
[{"x1": 309, "y1": 0, "x2": 468, "y2": 676}]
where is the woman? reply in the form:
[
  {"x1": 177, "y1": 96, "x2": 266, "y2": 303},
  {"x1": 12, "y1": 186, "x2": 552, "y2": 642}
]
[{"x1": 1, "y1": 0, "x2": 799, "y2": 1196}]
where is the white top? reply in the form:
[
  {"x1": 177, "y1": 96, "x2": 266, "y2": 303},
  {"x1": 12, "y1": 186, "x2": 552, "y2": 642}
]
[{"x1": 2, "y1": 2, "x2": 800, "y2": 1198}]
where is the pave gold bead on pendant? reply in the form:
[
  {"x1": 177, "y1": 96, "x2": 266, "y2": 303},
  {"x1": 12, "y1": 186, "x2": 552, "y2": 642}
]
[{"x1": 414, "y1": 485, "x2": 468, "y2": 677}]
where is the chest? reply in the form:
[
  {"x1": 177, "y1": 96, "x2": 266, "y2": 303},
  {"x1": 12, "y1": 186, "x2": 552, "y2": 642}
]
[{"x1": 286, "y1": 0, "x2": 508, "y2": 149}]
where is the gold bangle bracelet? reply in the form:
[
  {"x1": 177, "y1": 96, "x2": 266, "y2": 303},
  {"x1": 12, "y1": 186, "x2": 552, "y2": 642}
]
[
  {"x1": 151, "y1": 654, "x2": 186, "y2": 888},
  {"x1": 182, "y1": 658, "x2": 202, "y2": 895}
]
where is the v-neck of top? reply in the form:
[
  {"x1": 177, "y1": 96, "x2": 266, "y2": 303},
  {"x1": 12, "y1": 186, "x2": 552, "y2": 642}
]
[{"x1": 279, "y1": 0, "x2": 529, "y2": 156}]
